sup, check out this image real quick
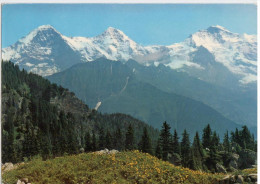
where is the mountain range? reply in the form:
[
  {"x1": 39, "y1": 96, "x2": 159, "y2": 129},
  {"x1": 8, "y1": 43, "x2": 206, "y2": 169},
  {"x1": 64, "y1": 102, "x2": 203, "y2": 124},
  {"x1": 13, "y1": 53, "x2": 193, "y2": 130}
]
[
  {"x1": 2, "y1": 25, "x2": 257, "y2": 89},
  {"x1": 2, "y1": 25, "x2": 257, "y2": 135}
]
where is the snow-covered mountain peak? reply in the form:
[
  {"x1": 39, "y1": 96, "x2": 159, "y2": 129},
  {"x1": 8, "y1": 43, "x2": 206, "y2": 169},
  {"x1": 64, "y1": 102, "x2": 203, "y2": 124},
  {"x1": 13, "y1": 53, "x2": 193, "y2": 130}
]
[
  {"x1": 18, "y1": 24, "x2": 62, "y2": 46},
  {"x1": 97, "y1": 27, "x2": 133, "y2": 43},
  {"x1": 37, "y1": 24, "x2": 56, "y2": 31},
  {"x1": 206, "y1": 25, "x2": 231, "y2": 33},
  {"x1": 2, "y1": 25, "x2": 257, "y2": 85}
]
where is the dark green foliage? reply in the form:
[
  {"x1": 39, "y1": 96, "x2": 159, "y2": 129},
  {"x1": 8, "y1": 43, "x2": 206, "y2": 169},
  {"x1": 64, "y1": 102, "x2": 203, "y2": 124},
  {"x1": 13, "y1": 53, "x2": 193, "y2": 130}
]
[
  {"x1": 181, "y1": 129, "x2": 191, "y2": 167},
  {"x1": 91, "y1": 131, "x2": 97, "y2": 151},
  {"x1": 172, "y1": 129, "x2": 181, "y2": 155},
  {"x1": 105, "y1": 130, "x2": 113, "y2": 150},
  {"x1": 223, "y1": 131, "x2": 230, "y2": 153},
  {"x1": 1, "y1": 61, "x2": 257, "y2": 173},
  {"x1": 159, "y1": 121, "x2": 171, "y2": 161},
  {"x1": 125, "y1": 124, "x2": 135, "y2": 150},
  {"x1": 202, "y1": 124, "x2": 212, "y2": 149},
  {"x1": 98, "y1": 128, "x2": 106, "y2": 150},
  {"x1": 84, "y1": 132, "x2": 92, "y2": 152},
  {"x1": 138, "y1": 127, "x2": 153, "y2": 155},
  {"x1": 113, "y1": 127, "x2": 124, "y2": 151},
  {"x1": 191, "y1": 132, "x2": 205, "y2": 170},
  {"x1": 1, "y1": 61, "x2": 159, "y2": 163},
  {"x1": 155, "y1": 139, "x2": 162, "y2": 159}
]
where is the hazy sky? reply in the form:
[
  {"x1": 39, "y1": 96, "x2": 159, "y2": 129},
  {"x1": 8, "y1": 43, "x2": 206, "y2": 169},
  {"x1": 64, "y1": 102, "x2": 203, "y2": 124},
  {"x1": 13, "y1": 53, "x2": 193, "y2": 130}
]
[{"x1": 2, "y1": 4, "x2": 257, "y2": 47}]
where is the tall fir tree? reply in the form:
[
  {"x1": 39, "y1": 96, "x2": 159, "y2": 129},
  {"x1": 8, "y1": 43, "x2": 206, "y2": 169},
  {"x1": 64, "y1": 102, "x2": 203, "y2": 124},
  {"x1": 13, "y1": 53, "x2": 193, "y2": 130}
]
[
  {"x1": 139, "y1": 127, "x2": 153, "y2": 154},
  {"x1": 113, "y1": 127, "x2": 124, "y2": 151},
  {"x1": 172, "y1": 129, "x2": 181, "y2": 155},
  {"x1": 223, "y1": 131, "x2": 231, "y2": 153},
  {"x1": 181, "y1": 129, "x2": 191, "y2": 167},
  {"x1": 159, "y1": 121, "x2": 171, "y2": 161},
  {"x1": 202, "y1": 124, "x2": 212, "y2": 149},
  {"x1": 125, "y1": 124, "x2": 135, "y2": 150},
  {"x1": 92, "y1": 131, "x2": 97, "y2": 151},
  {"x1": 155, "y1": 139, "x2": 162, "y2": 159},
  {"x1": 84, "y1": 131, "x2": 92, "y2": 152},
  {"x1": 105, "y1": 130, "x2": 113, "y2": 149},
  {"x1": 98, "y1": 128, "x2": 106, "y2": 150},
  {"x1": 191, "y1": 132, "x2": 204, "y2": 170}
]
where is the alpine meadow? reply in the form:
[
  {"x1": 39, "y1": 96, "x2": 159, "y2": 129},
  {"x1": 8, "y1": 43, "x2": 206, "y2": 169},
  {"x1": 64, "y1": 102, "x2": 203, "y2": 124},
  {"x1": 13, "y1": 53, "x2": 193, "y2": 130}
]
[{"x1": 1, "y1": 4, "x2": 257, "y2": 184}]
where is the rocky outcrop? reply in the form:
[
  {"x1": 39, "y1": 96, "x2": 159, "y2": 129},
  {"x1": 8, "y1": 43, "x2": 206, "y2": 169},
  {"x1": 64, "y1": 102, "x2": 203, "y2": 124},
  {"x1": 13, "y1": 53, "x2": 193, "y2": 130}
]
[
  {"x1": 16, "y1": 178, "x2": 31, "y2": 184},
  {"x1": 238, "y1": 149, "x2": 257, "y2": 169},
  {"x1": 95, "y1": 148, "x2": 119, "y2": 155},
  {"x1": 218, "y1": 173, "x2": 257, "y2": 184},
  {"x1": 229, "y1": 153, "x2": 239, "y2": 169}
]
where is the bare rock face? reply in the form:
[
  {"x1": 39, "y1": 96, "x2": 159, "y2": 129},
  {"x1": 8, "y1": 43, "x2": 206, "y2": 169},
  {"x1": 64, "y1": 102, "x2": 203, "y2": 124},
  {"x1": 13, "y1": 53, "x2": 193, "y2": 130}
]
[{"x1": 2, "y1": 162, "x2": 17, "y2": 173}]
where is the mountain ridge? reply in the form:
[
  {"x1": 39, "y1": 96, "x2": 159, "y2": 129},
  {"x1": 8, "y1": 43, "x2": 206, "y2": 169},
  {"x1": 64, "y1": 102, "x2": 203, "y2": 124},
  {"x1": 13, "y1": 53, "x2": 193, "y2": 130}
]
[
  {"x1": 2, "y1": 25, "x2": 257, "y2": 88},
  {"x1": 47, "y1": 58, "x2": 250, "y2": 137}
]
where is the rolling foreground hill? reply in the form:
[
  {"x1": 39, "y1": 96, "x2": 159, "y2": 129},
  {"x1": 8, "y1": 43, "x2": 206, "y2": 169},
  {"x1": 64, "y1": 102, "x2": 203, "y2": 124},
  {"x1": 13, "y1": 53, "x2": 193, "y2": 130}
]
[
  {"x1": 2, "y1": 151, "x2": 225, "y2": 184},
  {"x1": 47, "y1": 58, "x2": 244, "y2": 137}
]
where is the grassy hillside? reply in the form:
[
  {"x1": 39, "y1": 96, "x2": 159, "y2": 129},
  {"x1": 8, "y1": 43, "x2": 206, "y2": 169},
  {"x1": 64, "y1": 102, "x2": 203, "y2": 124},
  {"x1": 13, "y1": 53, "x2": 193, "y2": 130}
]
[{"x1": 2, "y1": 151, "x2": 225, "y2": 184}]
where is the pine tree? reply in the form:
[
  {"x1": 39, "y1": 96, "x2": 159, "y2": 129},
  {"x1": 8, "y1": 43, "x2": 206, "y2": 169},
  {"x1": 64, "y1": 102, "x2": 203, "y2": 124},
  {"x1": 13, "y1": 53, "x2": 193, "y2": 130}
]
[
  {"x1": 192, "y1": 132, "x2": 204, "y2": 170},
  {"x1": 160, "y1": 121, "x2": 171, "y2": 161},
  {"x1": 240, "y1": 125, "x2": 253, "y2": 150},
  {"x1": 223, "y1": 131, "x2": 230, "y2": 153},
  {"x1": 105, "y1": 130, "x2": 113, "y2": 149},
  {"x1": 155, "y1": 139, "x2": 162, "y2": 159},
  {"x1": 125, "y1": 124, "x2": 135, "y2": 150},
  {"x1": 181, "y1": 129, "x2": 191, "y2": 167},
  {"x1": 92, "y1": 131, "x2": 97, "y2": 151},
  {"x1": 113, "y1": 127, "x2": 124, "y2": 151},
  {"x1": 212, "y1": 131, "x2": 220, "y2": 151},
  {"x1": 172, "y1": 129, "x2": 181, "y2": 155},
  {"x1": 139, "y1": 127, "x2": 153, "y2": 154},
  {"x1": 202, "y1": 124, "x2": 212, "y2": 149},
  {"x1": 84, "y1": 131, "x2": 92, "y2": 152},
  {"x1": 98, "y1": 128, "x2": 106, "y2": 150}
]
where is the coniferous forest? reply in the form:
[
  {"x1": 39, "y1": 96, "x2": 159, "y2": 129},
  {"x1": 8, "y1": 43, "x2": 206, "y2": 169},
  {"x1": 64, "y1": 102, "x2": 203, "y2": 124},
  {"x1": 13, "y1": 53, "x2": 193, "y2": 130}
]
[{"x1": 2, "y1": 61, "x2": 257, "y2": 173}]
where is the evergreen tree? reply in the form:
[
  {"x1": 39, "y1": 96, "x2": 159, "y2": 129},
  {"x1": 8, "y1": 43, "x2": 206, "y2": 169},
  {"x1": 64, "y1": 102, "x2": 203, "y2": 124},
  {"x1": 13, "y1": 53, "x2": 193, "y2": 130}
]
[
  {"x1": 202, "y1": 124, "x2": 212, "y2": 149},
  {"x1": 191, "y1": 132, "x2": 204, "y2": 170},
  {"x1": 223, "y1": 131, "x2": 230, "y2": 153},
  {"x1": 84, "y1": 131, "x2": 92, "y2": 152},
  {"x1": 241, "y1": 125, "x2": 253, "y2": 150},
  {"x1": 98, "y1": 128, "x2": 106, "y2": 150},
  {"x1": 105, "y1": 130, "x2": 113, "y2": 149},
  {"x1": 92, "y1": 131, "x2": 97, "y2": 151},
  {"x1": 181, "y1": 129, "x2": 191, "y2": 167},
  {"x1": 159, "y1": 121, "x2": 171, "y2": 161},
  {"x1": 172, "y1": 129, "x2": 181, "y2": 155},
  {"x1": 139, "y1": 127, "x2": 153, "y2": 154},
  {"x1": 155, "y1": 139, "x2": 162, "y2": 159},
  {"x1": 212, "y1": 131, "x2": 220, "y2": 151},
  {"x1": 125, "y1": 124, "x2": 135, "y2": 150},
  {"x1": 113, "y1": 127, "x2": 124, "y2": 151}
]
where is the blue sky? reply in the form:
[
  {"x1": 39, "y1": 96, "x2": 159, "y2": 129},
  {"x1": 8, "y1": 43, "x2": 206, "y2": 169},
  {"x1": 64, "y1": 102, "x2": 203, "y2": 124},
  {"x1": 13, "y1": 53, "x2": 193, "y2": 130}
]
[{"x1": 2, "y1": 4, "x2": 257, "y2": 47}]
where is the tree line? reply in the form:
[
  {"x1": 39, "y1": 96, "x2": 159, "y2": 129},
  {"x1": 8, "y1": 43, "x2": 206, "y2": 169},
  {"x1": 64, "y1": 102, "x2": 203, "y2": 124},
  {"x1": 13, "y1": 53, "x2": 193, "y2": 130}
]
[{"x1": 2, "y1": 61, "x2": 257, "y2": 173}]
